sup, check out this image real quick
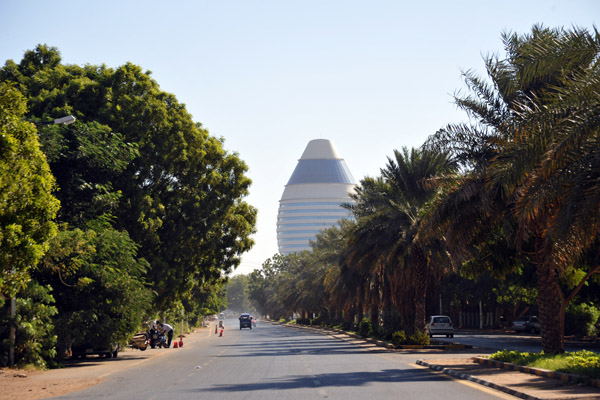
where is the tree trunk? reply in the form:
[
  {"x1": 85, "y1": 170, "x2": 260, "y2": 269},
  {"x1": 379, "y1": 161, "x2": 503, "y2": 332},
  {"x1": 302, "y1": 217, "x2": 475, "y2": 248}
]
[
  {"x1": 413, "y1": 248, "x2": 428, "y2": 333},
  {"x1": 370, "y1": 272, "x2": 381, "y2": 328},
  {"x1": 357, "y1": 283, "x2": 365, "y2": 326},
  {"x1": 382, "y1": 274, "x2": 394, "y2": 330},
  {"x1": 535, "y1": 235, "x2": 564, "y2": 354}
]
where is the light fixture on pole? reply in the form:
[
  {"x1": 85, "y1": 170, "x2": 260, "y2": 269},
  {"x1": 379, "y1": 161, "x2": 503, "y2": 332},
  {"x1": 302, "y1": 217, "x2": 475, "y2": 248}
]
[{"x1": 35, "y1": 115, "x2": 76, "y2": 125}]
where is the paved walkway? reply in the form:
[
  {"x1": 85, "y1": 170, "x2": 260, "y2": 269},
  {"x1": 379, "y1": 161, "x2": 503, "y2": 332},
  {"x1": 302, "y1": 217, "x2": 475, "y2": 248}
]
[{"x1": 416, "y1": 357, "x2": 600, "y2": 400}]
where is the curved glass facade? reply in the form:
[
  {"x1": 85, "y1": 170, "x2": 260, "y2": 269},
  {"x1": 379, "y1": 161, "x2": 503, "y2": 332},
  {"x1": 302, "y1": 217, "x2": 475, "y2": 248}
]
[
  {"x1": 277, "y1": 139, "x2": 357, "y2": 254},
  {"x1": 287, "y1": 160, "x2": 355, "y2": 184}
]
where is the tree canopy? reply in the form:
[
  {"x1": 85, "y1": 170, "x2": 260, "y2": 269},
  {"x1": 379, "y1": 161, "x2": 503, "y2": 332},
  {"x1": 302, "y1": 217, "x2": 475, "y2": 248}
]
[
  {"x1": 1, "y1": 45, "x2": 257, "y2": 308},
  {"x1": 0, "y1": 83, "x2": 59, "y2": 298}
]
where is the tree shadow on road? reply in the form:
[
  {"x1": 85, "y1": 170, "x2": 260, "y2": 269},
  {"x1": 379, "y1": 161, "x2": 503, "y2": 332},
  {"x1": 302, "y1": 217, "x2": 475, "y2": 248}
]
[{"x1": 182, "y1": 368, "x2": 446, "y2": 394}]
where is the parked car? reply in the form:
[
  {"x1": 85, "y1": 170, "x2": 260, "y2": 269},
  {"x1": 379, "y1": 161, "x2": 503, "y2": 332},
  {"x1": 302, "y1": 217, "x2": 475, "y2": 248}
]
[
  {"x1": 512, "y1": 315, "x2": 540, "y2": 333},
  {"x1": 71, "y1": 342, "x2": 120, "y2": 359},
  {"x1": 239, "y1": 313, "x2": 252, "y2": 329},
  {"x1": 426, "y1": 315, "x2": 454, "y2": 338}
]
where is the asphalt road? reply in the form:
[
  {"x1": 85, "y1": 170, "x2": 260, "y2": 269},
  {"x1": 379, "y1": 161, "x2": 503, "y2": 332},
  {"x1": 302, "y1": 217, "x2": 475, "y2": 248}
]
[{"x1": 49, "y1": 320, "x2": 510, "y2": 400}]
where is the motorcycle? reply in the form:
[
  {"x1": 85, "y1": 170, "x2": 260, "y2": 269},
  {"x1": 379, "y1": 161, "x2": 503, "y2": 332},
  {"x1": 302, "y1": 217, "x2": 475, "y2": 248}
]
[
  {"x1": 148, "y1": 328, "x2": 167, "y2": 349},
  {"x1": 129, "y1": 331, "x2": 149, "y2": 351}
]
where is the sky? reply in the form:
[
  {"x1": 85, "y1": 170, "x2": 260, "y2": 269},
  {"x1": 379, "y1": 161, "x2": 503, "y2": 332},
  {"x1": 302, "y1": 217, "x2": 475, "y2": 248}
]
[{"x1": 1, "y1": 1, "x2": 597, "y2": 276}]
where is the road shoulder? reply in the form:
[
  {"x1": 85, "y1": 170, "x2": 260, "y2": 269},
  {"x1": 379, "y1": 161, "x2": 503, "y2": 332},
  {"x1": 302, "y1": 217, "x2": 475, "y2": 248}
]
[{"x1": 0, "y1": 326, "x2": 212, "y2": 400}]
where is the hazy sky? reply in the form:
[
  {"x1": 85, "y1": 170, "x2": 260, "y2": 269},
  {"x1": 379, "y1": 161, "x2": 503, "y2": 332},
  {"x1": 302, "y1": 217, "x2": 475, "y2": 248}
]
[{"x1": 1, "y1": 1, "x2": 597, "y2": 275}]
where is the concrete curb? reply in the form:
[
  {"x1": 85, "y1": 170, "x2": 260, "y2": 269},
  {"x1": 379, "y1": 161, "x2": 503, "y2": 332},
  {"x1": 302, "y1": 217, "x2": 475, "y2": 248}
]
[{"x1": 415, "y1": 359, "x2": 540, "y2": 400}]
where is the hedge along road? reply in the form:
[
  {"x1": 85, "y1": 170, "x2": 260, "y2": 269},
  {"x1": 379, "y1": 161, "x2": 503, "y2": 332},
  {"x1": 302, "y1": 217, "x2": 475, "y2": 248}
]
[{"x1": 46, "y1": 320, "x2": 512, "y2": 400}]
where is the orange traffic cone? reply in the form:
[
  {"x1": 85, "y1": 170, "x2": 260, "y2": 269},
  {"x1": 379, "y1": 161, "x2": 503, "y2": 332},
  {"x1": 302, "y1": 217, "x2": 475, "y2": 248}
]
[
  {"x1": 173, "y1": 341, "x2": 179, "y2": 348},
  {"x1": 219, "y1": 328, "x2": 223, "y2": 337},
  {"x1": 179, "y1": 336, "x2": 183, "y2": 347},
  {"x1": 215, "y1": 324, "x2": 218, "y2": 334}
]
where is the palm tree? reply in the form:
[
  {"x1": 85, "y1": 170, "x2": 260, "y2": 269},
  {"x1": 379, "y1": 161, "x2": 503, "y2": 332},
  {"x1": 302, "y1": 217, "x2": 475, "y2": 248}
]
[
  {"x1": 381, "y1": 148, "x2": 454, "y2": 333},
  {"x1": 346, "y1": 148, "x2": 453, "y2": 334},
  {"x1": 488, "y1": 26, "x2": 600, "y2": 353},
  {"x1": 426, "y1": 25, "x2": 600, "y2": 353}
]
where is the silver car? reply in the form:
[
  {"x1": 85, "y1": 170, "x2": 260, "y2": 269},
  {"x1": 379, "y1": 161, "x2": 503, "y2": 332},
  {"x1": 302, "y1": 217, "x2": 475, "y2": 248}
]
[
  {"x1": 512, "y1": 315, "x2": 540, "y2": 333},
  {"x1": 426, "y1": 315, "x2": 454, "y2": 338}
]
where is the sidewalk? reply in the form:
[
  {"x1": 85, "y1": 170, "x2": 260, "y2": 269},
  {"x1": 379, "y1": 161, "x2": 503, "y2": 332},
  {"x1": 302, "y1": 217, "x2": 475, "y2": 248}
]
[{"x1": 417, "y1": 357, "x2": 600, "y2": 400}]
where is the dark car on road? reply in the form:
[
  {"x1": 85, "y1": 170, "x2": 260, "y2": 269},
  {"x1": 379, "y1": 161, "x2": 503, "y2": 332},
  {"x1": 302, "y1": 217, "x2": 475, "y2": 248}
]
[
  {"x1": 71, "y1": 342, "x2": 120, "y2": 359},
  {"x1": 512, "y1": 315, "x2": 540, "y2": 333},
  {"x1": 239, "y1": 313, "x2": 252, "y2": 330}
]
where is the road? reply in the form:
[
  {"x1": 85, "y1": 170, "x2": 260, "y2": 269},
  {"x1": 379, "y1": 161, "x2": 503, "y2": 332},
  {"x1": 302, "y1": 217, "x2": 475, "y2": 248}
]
[
  {"x1": 435, "y1": 332, "x2": 600, "y2": 353},
  {"x1": 49, "y1": 320, "x2": 511, "y2": 400}
]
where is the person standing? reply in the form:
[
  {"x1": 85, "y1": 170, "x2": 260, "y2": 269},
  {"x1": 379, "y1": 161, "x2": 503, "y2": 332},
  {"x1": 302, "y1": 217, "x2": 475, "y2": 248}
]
[{"x1": 158, "y1": 321, "x2": 174, "y2": 348}]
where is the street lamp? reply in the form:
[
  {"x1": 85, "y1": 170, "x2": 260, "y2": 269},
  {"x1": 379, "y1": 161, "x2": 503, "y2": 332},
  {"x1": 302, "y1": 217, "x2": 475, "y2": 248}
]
[
  {"x1": 35, "y1": 115, "x2": 76, "y2": 125},
  {"x1": 51, "y1": 115, "x2": 76, "y2": 125}
]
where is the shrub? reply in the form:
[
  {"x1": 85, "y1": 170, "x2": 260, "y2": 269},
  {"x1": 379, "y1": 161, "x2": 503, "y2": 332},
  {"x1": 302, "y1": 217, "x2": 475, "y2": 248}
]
[
  {"x1": 490, "y1": 349, "x2": 541, "y2": 365},
  {"x1": 391, "y1": 330, "x2": 407, "y2": 347},
  {"x1": 296, "y1": 318, "x2": 311, "y2": 325},
  {"x1": 359, "y1": 318, "x2": 373, "y2": 337},
  {"x1": 407, "y1": 331, "x2": 430, "y2": 346},
  {"x1": 0, "y1": 281, "x2": 58, "y2": 368},
  {"x1": 490, "y1": 350, "x2": 600, "y2": 380},
  {"x1": 565, "y1": 303, "x2": 600, "y2": 337}
]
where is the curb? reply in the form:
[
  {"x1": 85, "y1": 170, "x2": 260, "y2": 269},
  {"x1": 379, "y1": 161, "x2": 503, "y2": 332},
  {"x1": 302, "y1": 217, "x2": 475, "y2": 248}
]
[
  {"x1": 474, "y1": 357, "x2": 600, "y2": 389},
  {"x1": 416, "y1": 359, "x2": 540, "y2": 400}
]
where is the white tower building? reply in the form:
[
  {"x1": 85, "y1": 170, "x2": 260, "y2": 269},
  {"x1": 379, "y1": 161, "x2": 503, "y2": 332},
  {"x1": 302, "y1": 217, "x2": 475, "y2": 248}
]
[{"x1": 277, "y1": 139, "x2": 357, "y2": 254}]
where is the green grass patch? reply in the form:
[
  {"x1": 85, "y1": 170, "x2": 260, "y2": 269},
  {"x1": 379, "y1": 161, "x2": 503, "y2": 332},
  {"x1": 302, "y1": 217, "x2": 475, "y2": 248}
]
[{"x1": 490, "y1": 350, "x2": 600, "y2": 380}]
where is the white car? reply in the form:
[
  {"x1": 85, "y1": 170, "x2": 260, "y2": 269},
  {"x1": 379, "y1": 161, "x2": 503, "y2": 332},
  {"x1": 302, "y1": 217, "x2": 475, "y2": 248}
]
[{"x1": 427, "y1": 315, "x2": 454, "y2": 338}]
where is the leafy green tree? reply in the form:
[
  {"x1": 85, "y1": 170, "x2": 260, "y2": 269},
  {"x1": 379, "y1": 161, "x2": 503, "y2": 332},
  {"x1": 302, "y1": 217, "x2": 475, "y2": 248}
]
[
  {"x1": 36, "y1": 120, "x2": 139, "y2": 227},
  {"x1": 0, "y1": 281, "x2": 58, "y2": 367},
  {"x1": 0, "y1": 83, "x2": 59, "y2": 297},
  {"x1": 1, "y1": 45, "x2": 257, "y2": 309},
  {"x1": 34, "y1": 222, "x2": 152, "y2": 358},
  {"x1": 247, "y1": 255, "x2": 288, "y2": 319},
  {"x1": 227, "y1": 275, "x2": 251, "y2": 313},
  {"x1": 184, "y1": 278, "x2": 227, "y2": 326}
]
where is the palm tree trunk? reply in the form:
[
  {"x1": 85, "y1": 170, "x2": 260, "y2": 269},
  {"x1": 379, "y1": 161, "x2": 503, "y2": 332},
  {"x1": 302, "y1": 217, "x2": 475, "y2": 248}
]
[
  {"x1": 382, "y1": 274, "x2": 394, "y2": 330},
  {"x1": 370, "y1": 272, "x2": 381, "y2": 328},
  {"x1": 413, "y1": 248, "x2": 428, "y2": 333},
  {"x1": 535, "y1": 235, "x2": 564, "y2": 354},
  {"x1": 357, "y1": 283, "x2": 365, "y2": 325}
]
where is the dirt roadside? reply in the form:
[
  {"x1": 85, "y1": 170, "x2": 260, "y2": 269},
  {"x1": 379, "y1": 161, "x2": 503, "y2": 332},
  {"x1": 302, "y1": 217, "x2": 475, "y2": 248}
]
[{"x1": 0, "y1": 326, "x2": 213, "y2": 400}]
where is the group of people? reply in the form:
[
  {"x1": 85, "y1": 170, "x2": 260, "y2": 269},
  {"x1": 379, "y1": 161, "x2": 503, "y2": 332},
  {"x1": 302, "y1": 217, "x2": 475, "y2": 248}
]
[{"x1": 152, "y1": 320, "x2": 174, "y2": 347}]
